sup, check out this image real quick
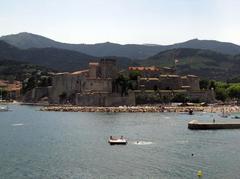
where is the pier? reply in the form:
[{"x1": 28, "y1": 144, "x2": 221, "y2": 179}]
[{"x1": 188, "y1": 120, "x2": 240, "y2": 130}]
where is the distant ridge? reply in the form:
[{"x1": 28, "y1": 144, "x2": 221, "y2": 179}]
[
  {"x1": 0, "y1": 40, "x2": 95, "y2": 71},
  {"x1": 1, "y1": 40, "x2": 240, "y2": 80},
  {"x1": 1, "y1": 32, "x2": 240, "y2": 59},
  {"x1": 0, "y1": 40, "x2": 135, "y2": 72}
]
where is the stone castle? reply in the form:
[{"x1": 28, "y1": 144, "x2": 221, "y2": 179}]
[
  {"x1": 128, "y1": 66, "x2": 200, "y2": 91},
  {"x1": 48, "y1": 59, "x2": 135, "y2": 106},
  {"x1": 26, "y1": 59, "x2": 214, "y2": 106}
]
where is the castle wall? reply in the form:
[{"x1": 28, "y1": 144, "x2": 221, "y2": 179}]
[
  {"x1": 105, "y1": 91, "x2": 136, "y2": 106},
  {"x1": 159, "y1": 75, "x2": 182, "y2": 90},
  {"x1": 49, "y1": 73, "x2": 85, "y2": 104},
  {"x1": 89, "y1": 63, "x2": 99, "y2": 78},
  {"x1": 135, "y1": 89, "x2": 215, "y2": 104},
  {"x1": 24, "y1": 86, "x2": 52, "y2": 103},
  {"x1": 99, "y1": 59, "x2": 118, "y2": 79},
  {"x1": 139, "y1": 75, "x2": 200, "y2": 91},
  {"x1": 84, "y1": 79, "x2": 112, "y2": 93},
  {"x1": 139, "y1": 78, "x2": 160, "y2": 90},
  {"x1": 76, "y1": 92, "x2": 135, "y2": 107},
  {"x1": 187, "y1": 75, "x2": 200, "y2": 91},
  {"x1": 139, "y1": 75, "x2": 183, "y2": 90},
  {"x1": 187, "y1": 90, "x2": 215, "y2": 103}
]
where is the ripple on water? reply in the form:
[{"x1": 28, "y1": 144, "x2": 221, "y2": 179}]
[
  {"x1": 132, "y1": 141, "x2": 153, "y2": 145},
  {"x1": 1, "y1": 105, "x2": 240, "y2": 179},
  {"x1": 11, "y1": 123, "x2": 24, "y2": 126}
]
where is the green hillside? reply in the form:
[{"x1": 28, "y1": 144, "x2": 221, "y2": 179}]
[
  {"x1": 140, "y1": 48, "x2": 240, "y2": 81},
  {"x1": 0, "y1": 41, "x2": 134, "y2": 72},
  {"x1": 0, "y1": 59, "x2": 53, "y2": 81}
]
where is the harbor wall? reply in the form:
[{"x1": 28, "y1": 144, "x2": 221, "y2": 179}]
[
  {"x1": 76, "y1": 92, "x2": 135, "y2": 107},
  {"x1": 188, "y1": 121, "x2": 240, "y2": 130}
]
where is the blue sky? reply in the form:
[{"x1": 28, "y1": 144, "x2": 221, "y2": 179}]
[{"x1": 1, "y1": 0, "x2": 240, "y2": 45}]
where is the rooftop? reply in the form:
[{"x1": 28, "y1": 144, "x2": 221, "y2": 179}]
[
  {"x1": 140, "y1": 78, "x2": 159, "y2": 81},
  {"x1": 0, "y1": 80, "x2": 22, "y2": 91},
  {"x1": 89, "y1": 62, "x2": 99, "y2": 66},
  {"x1": 160, "y1": 75, "x2": 179, "y2": 78},
  {"x1": 129, "y1": 66, "x2": 160, "y2": 71}
]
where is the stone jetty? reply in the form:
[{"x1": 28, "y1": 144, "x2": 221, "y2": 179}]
[
  {"x1": 40, "y1": 105, "x2": 240, "y2": 113},
  {"x1": 188, "y1": 120, "x2": 240, "y2": 130},
  {"x1": 41, "y1": 106, "x2": 166, "y2": 113}
]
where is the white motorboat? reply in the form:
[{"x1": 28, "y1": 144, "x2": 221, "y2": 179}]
[
  {"x1": 0, "y1": 106, "x2": 9, "y2": 112},
  {"x1": 108, "y1": 136, "x2": 127, "y2": 145}
]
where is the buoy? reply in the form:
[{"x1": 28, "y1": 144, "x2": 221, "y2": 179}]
[{"x1": 197, "y1": 170, "x2": 203, "y2": 177}]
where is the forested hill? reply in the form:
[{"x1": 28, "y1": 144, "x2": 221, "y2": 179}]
[
  {"x1": 1, "y1": 32, "x2": 240, "y2": 59},
  {"x1": 0, "y1": 40, "x2": 135, "y2": 72},
  {"x1": 140, "y1": 48, "x2": 240, "y2": 81},
  {"x1": 1, "y1": 40, "x2": 240, "y2": 81}
]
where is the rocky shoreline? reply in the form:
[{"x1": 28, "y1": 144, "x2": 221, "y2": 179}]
[{"x1": 40, "y1": 105, "x2": 240, "y2": 113}]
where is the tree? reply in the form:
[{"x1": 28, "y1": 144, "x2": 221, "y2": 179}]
[
  {"x1": 215, "y1": 81, "x2": 229, "y2": 89},
  {"x1": 199, "y1": 79, "x2": 209, "y2": 89},
  {"x1": 129, "y1": 70, "x2": 141, "y2": 81},
  {"x1": 38, "y1": 76, "x2": 52, "y2": 87},
  {"x1": 171, "y1": 93, "x2": 189, "y2": 103},
  {"x1": 227, "y1": 84, "x2": 240, "y2": 99},
  {"x1": 22, "y1": 77, "x2": 37, "y2": 94},
  {"x1": 215, "y1": 87, "x2": 228, "y2": 102},
  {"x1": 209, "y1": 80, "x2": 216, "y2": 90},
  {"x1": 116, "y1": 75, "x2": 128, "y2": 96}
]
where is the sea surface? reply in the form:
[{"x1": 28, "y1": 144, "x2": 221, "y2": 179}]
[{"x1": 1, "y1": 104, "x2": 240, "y2": 179}]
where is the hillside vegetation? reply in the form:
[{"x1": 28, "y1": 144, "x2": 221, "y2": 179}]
[
  {"x1": 141, "y1": 48, "x2": 240, "y2": 81},
  {"x1": 1, "y1": 39, "x2": 240, "y2": 81},
  {"x1": 0, "y1": 41, "x2": 135, "y2": 72}
]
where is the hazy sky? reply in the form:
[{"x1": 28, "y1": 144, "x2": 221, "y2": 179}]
[{"x1": 1, "y1": 0, "x2": 240, "y2": 45}]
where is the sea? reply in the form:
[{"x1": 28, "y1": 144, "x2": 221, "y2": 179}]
[{"x1": 0, "y1": 104, "x2": 240, "y2": 179}]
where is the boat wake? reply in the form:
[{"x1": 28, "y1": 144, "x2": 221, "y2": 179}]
[
  {"x1": 176, "y1": 140, "x2": 189, "y2": 144},
  {"x1": 133, "y1": 141, "x2": 153, "y2": 145},
  {"x1": 11, "y1": 123, "x2": 24, "y2": 126}
]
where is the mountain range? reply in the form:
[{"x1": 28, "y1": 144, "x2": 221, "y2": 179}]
[
  {"x1": 1, "y1": 32, "x2": 240, "y2": 59},
  {"x1": 0, "y1": 40, "x2": 135, "y2": 72},
  {"x1": 0, "y1": 32, "x2": 240, "y2": 81}
]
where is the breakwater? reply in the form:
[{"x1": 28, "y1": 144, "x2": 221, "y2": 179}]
[
  {"x1": 188, "y1": 120, "x2": 240, "y2": 130},
  {"x1": 41, "y1": 106, "x2": 166, "y2": 112},
  {"x1": 41, "y1": 105, "x2": 240, "y2": 113}
]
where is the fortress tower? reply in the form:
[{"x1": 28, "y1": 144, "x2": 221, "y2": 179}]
[{"x1": 99, "y1": 59, "x2": 118, "y2": 79}]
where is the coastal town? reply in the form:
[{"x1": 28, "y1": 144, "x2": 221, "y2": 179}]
[
  {"x1": 2, "y1": 0, "x2": 240, "y2": 178},
  {"x1": 1, "y1": 58, "x2": 240, "y2": 113},
  {"x1": 22, "y1": 58, "x2": 215, "y2": 106}
]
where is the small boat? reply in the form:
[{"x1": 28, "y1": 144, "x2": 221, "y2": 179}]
[
  {"x1": 0, "y1": 106, "x2": 9, "y2": 112},
  {"x1": 108, "y1": 136, "x2": 127, "y2": 145}
]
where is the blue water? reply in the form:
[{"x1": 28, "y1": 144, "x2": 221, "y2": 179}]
[{"x1": 1, "y1": 105, "x2": 240, "y2": 179}]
